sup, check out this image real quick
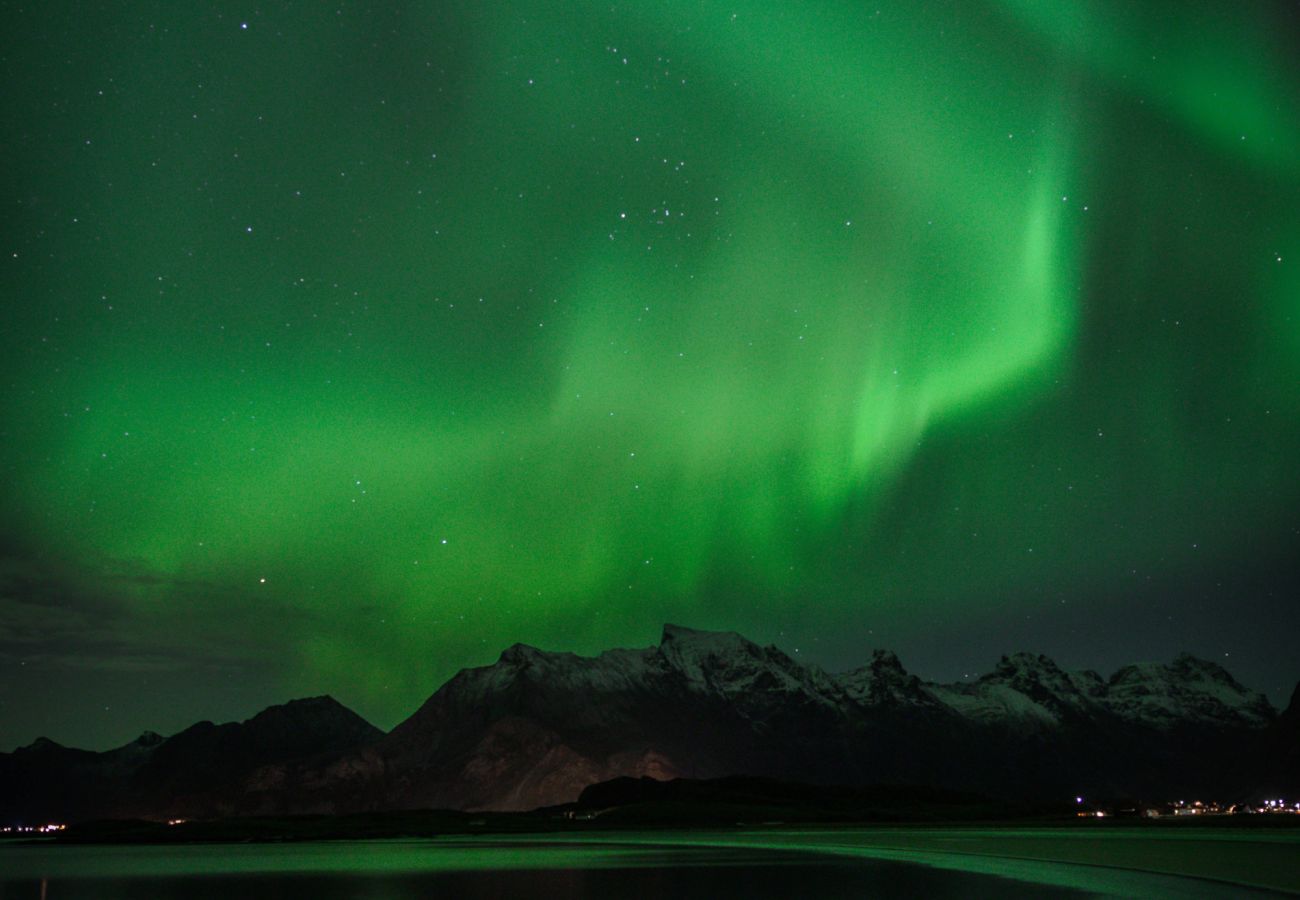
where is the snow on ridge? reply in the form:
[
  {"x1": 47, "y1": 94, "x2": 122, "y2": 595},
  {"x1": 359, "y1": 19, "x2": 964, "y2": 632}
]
[
  {"x1": 425, "y1": 628, "x2": 1276, "y2": 732},
  {"x1": 925, "y1": 682, "x2": 1062, "y2": 726},
  {"x1": 1103, "y1": 656, "x2": 1274, "y2": 727},
  {"x1": 834, "y1": 649, "x2": 934, "y2": 708}
]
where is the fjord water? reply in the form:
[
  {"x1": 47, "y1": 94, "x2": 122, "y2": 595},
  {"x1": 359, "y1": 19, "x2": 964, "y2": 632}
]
[{"x1": 0, "y1": 834, "x2": 1284, "y2": 899}]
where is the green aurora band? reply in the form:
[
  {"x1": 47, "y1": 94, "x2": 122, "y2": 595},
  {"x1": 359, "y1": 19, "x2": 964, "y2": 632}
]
[{"x1": 2, "y1": 0, "x2": 1298, "y2": 743}]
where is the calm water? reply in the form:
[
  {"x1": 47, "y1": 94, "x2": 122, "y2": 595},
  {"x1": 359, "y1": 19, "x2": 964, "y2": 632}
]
[{"x1": 0, "y1": 834, "x2": 1282, "y2": 899}]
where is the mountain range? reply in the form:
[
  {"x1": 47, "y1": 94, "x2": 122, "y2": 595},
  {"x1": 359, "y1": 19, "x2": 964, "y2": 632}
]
[{"x1": 3, "y1": 625, "x2": 1295, "y2": 822}]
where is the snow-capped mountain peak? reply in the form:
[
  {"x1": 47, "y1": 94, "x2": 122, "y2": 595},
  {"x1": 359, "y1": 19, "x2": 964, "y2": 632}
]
[
  {"x1": 1105, "y1": 655, "x2": 1274, "y2": 728},
  {"x1": 656, "y1": 623, "x2": 827, "y2": 701},
  {"x1": 836, "y1": 649, "x2": 933, "y2": 707}
]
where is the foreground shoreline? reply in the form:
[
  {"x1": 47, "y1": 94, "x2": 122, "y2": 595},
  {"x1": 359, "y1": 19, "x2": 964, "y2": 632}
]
[
  {"x1": 587, "y1": 828, "x2": 1300, "y2": 896},
  {"x1": 6, "y1": 820, "x2": 1299, "y2": 895}
]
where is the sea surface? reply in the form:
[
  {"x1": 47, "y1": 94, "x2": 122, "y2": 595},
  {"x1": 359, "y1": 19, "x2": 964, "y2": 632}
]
[{"x1": 0, "y1": 830, "x2": 1290, "y2": 899}]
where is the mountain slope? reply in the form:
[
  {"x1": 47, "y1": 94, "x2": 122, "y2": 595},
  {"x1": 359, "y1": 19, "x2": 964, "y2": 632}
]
[
  {"x1": 1, "y1": 627, "x2": 1284, "y2": 821},
  {"x1": 358, "y1": 625, "x2": 1278, "y2": 811},
  {"x1": 0, "y1": 696, "x2": 383, "y2": 823}
]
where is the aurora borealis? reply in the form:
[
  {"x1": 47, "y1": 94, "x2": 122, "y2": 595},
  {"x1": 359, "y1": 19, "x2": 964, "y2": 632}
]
[{"x1": 2, "y1": 1, "x2": 1298, "y2": 749}]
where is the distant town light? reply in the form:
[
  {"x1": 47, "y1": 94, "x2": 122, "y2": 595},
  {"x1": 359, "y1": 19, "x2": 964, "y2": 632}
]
[{"x1": 1, "y1": 823, "x2": 66, "y2": 834}]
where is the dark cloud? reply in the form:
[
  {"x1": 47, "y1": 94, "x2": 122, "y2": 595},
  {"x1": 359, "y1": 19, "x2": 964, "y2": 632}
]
[{"x1": 0, "y1": 545, "x2": 278, "y2": 674}]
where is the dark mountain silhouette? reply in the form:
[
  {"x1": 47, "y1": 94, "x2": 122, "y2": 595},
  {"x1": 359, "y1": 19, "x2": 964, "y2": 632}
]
[
  {"x1": 571, "y1": 775, "x2": 1013, "y2": 824},
  {"x1": 1255, "y1": 680, "x2": 1300, "y2": 798},
  {"x1": 0, "y1": 696, "x2": 381, "y2": 823},
  {"x1": 1, "y1": 626, "x2": 1290, "y2": 822}
]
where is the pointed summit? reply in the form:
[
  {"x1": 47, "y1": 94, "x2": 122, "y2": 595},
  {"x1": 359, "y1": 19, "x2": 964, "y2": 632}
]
[
  {"x1": 868, "y1": 648, "x2": 908, "y2": 675},
  {"x1": 499, "y1": 642, "x2": 544, "y2": 664},
  {"x1": 837, "y1": 649, "x2": 932, "y2": 707},
  {"x1": 14, "y1": 736, "x2": 64, "y2": 756},
  {"x1": 133, "y1": 730, "x2": 165, "y2": 747},
  {"x1": 657, "y1": 623, "x2": 767, "y2": 682}
]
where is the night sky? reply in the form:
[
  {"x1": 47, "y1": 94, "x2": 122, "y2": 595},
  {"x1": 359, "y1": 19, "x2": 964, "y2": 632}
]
[{"x1": 3, "y1": 1, "x2": 1298, "y2": 751}]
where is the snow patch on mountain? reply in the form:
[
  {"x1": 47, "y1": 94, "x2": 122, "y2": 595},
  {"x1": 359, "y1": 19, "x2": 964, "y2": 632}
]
[{"x1": 1104, "y1": 655, "x2": 1274, "y2": 728}]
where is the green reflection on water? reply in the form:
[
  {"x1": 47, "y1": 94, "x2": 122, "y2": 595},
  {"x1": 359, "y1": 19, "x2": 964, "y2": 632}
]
[{"x1": 1, "y1": 828, "x2": 1295, "y2": 898}]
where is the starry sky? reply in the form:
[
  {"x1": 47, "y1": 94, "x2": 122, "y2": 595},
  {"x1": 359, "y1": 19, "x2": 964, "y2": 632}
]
[{"x1": 3, "y1": 1, "x2": 1299, "y2": 750}]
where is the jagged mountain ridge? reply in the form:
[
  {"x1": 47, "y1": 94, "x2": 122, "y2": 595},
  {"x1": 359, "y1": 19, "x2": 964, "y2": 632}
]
[
  {"x1": 326, "y1": 624, "x2": 1284, "y2": 812},
  {"x1": 1, "y1": 625, "x2": 1291, "y2": 821}
]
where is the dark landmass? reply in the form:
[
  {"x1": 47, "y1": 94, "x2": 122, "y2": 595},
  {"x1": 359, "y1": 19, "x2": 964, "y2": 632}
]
[
  {"x1": 3, "y1": 626, "x2": 1297, "y2": 824},
  {"x1": 0, "y1": 696, "x2": 381, "y2": 824},
  {"x1": 14, "y1": 775, "x2": 1298, "y2": 845},
  {"x1": 569, "y1": 775, "x2": 1025, "y2": 826}
]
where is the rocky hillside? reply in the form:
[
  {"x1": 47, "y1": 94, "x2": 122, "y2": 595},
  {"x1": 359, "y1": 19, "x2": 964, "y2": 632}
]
[
  {"x1": 353, "y1": 625, "x2": 1282, "y2": 811},
  {"x1": 2, "y1": 626, "x2": 1290, "y2": 821},
  {"x1": 0, "y1": 696, "x2": 382, "y2": 823}
]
